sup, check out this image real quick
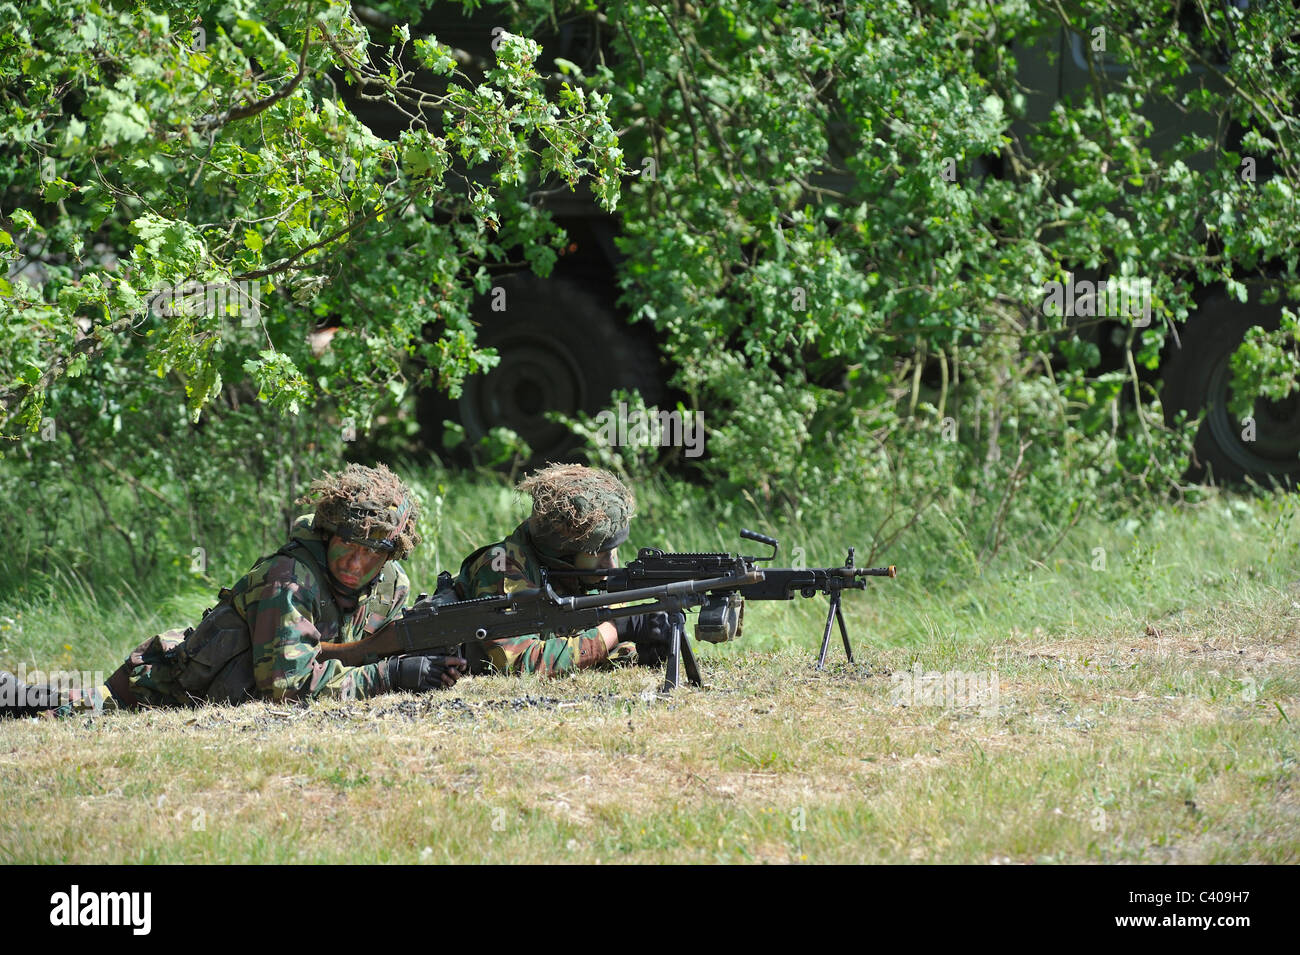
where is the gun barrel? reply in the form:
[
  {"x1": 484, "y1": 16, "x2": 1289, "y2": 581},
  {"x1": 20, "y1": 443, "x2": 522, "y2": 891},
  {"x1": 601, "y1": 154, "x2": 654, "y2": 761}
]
[
  {"x1": 556, "y1": 570, "x2": 764, "y2": 611},
  {"x1": 859, "y1": 566, "x2": 897, "y2": 578}
]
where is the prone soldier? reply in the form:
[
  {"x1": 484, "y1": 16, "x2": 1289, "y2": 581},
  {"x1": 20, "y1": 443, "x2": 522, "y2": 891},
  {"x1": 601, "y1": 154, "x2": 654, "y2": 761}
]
[
  {"x1": 454, "y1": 463, "x2": 672, "y2": 676},
  {"x1": 0, "y1": 463, "x2": 465, "y2": 717}
]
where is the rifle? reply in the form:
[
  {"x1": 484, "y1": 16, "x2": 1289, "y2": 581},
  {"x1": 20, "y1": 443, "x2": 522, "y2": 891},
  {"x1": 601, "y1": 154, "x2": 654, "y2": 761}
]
[
  {"x1": 550, "y1": 529, "x2": 897, "y2": 677},
  {"x1": 317, "y1": 565, "x2": 763, "y2": 691}
]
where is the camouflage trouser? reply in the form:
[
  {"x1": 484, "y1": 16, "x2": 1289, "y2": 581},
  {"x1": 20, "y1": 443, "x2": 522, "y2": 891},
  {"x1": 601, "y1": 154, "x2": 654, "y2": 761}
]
[
  {"x1": 462, "y1": 635, "x2": 642, "y2": 676},
  {"x1": 51, "y1": 629, "x2": 192, "y2": 717}
]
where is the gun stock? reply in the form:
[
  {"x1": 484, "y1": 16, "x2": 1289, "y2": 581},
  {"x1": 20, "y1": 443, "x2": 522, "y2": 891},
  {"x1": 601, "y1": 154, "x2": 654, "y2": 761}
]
[{"x1": 319, "y1": 629, "x2": 408, "y2": 669}]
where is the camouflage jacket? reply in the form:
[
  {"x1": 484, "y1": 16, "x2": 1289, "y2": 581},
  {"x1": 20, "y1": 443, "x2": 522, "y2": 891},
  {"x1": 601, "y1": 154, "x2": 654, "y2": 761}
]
[
  {"x1": 454, "y1": 521, "x2": 612, "y2": 676},
  {"x1": 98, "y1": 514, "x2": 410, "y2": 710},
  {"x1": 54, "y1": 516, "x2": 409, "y2": 716},
  {"x1": 229, "y1": 514, "x2": 409, "y2": 701}
]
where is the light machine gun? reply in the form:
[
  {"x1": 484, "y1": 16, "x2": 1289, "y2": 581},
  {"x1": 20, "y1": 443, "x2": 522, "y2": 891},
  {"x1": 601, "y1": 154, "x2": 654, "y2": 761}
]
[
  {"x1": 318, "y1": 563, "x2": 763, "y2": 691},
  {"x1": 551, "y1": 529, "x2": 897, "y2": 687}
]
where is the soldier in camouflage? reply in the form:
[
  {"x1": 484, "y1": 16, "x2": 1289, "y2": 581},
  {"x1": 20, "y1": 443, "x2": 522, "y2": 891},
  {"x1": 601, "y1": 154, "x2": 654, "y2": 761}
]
[
  {"x1": 455, "y1": 463, "x2": 671, "y2": 677},
  {"x1": 0, "y1": 463, "x2": 464, "y2": 717}
]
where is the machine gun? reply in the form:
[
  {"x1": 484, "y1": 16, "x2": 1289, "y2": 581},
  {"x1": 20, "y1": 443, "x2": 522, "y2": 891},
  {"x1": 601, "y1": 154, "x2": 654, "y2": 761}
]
[
  {"x1": 317, "y1": 564, "x2": 763, "y2": 692},
  {"x1": 550, "y1": 529, "x2": 897, "y2": 684}
]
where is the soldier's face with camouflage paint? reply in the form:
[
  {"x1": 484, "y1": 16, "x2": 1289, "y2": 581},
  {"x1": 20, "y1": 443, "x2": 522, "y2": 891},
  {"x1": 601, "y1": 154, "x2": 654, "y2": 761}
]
[
  {"x1": 327, "y1": 536, "x2": 388, "y2": 590},
  {"x1": 573, "y1": 547, "x2": 617, "y2": 587}
]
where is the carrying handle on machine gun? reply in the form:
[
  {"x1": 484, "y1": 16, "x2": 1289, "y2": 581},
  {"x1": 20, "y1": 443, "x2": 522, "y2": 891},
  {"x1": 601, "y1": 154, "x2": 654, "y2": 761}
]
[{"x1": 739, "y1": 528, "x2": 779, "y2": 562}]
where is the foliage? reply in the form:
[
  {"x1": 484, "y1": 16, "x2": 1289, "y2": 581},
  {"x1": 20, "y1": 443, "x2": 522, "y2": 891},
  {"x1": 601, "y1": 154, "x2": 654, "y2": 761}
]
[
  {"x1": 512, "y1": 0, "x2": 1299, "y2": 523},
  {"x1": 0, "y1": 0, "x2": 626, "y2": 436},
  {"x1": 1229, "y1": 309, "x2": 1300, "y2": 420},
  {"x1": 4, "y1": 0, "x2": 1299, "y2": 569},
  {"x1": 0, "y1": 378, "x2": 343, "y2": 589}
]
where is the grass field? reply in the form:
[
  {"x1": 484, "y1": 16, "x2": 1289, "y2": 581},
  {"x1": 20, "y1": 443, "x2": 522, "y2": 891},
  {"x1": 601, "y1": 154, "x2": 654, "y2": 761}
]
[{"x1": 1, "y1": 476, "x2": 1297, "y2": 863}]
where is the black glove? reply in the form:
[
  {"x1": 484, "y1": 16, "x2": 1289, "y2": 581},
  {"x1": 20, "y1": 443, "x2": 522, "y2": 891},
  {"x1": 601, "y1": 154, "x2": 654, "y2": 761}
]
[
  {"x1": 615, "y1": 612, "x2": 675, "y2": 666},
  {"x1": 389, "y1": 654, "x2": 466, "y2": 692}
]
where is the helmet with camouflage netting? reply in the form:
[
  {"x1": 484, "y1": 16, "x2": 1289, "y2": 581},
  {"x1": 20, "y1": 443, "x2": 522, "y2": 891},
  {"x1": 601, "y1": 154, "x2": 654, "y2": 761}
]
[
  {"x1": 299, "y1": 463, "x2": 422, "y2": 560},
  {"x1": 518, "y1": 463, "x2": 635, "y2": 560}
]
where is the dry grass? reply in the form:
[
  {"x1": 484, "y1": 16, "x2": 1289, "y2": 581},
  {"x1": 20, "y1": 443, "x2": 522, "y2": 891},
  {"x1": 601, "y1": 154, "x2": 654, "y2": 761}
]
[{"x1": 2, "y1": 582, "x2": 1296, "y2": 864}]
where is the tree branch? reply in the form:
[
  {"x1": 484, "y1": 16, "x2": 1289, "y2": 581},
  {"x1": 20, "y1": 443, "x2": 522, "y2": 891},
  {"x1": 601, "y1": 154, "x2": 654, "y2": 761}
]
[
  {"x1": 0, "y1": 316, "x2": 135, "y2": 423},
  {"x1": 195, "y1": 27, "x2": 313, "y2": 131}
]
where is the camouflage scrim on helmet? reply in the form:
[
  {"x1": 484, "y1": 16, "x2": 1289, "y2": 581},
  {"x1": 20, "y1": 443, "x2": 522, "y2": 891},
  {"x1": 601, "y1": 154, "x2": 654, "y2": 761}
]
[
  {"x1": 518, "y1": 464, "x2": 634, "y2": 559},
  {"x1": 298, "y1": 463, "x2": 422, "y2": 559}
]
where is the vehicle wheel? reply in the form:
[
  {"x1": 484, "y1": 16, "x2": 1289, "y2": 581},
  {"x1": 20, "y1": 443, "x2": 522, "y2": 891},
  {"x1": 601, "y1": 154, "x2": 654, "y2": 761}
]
[
  {"x1": 418, "y1": 272, "x2": 665, "y2": 465},
  {"x1": 1161, "y1": 290, "x2": 1300, "y2": 486}
]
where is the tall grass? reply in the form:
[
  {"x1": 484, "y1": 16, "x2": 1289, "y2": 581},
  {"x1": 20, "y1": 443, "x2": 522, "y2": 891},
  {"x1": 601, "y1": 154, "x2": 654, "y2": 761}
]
[{"x1": 1, "y1": 458, "x2": 1297, "y2": 677}]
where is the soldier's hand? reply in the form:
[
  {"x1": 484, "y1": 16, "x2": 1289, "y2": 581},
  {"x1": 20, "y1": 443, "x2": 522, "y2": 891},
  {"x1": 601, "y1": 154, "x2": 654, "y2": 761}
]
[
  {"x1": 615, "y1": 612, "x2": 674, "y2": 665},
  {"x1": 390, "y1": 654, "x2": 467, "y2": 692}
]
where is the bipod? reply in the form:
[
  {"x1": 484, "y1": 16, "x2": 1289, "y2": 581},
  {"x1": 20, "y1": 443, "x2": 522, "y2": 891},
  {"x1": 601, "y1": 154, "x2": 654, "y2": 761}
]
[
  {"x1": 814, "y1": 590, "x2": 854, "y2": 670},
  {"x1": 660, "y1": 611, "x2": 701, "y2": 692},
  {"x1": 815, "y1": 545, "x2": 860, "y2": 670}
]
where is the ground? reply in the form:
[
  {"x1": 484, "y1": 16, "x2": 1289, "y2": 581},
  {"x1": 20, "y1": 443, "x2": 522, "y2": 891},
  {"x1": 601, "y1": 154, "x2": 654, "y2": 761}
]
[{"x1": 2, "y1": 581, "x2": 1295, "y2": 864}]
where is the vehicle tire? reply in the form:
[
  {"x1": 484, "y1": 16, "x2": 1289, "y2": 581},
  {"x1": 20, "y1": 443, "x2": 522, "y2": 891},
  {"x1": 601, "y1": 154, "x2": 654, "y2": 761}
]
[
  {"x1": 1161, "y1": 290, "x2": 1300, "y2": 487},
  {"x1": 418, "y1": 271, "x2": 665, "y2": 465}
]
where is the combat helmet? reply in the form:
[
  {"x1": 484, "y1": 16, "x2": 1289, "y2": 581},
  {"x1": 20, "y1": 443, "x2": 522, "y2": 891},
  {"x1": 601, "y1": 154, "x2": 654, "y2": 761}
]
[
  {"x1": 299, "y1": 463, "x2": 422, "y2": 560},
  {"x1": 518, "y1": 463, "x2": 634, "y2": 562}
]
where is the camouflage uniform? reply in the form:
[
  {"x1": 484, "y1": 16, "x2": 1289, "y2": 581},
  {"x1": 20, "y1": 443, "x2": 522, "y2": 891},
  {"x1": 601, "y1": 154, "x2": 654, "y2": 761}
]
[
  {"x1": 454, "y1": 464, "x2": 639, "y2": 677},
  {"x1": 137, "y1": 515, "x2": 405, "y2": 704},
  {"x1": 43, "y1": 463, "x2": 429, "y2": 716},
  {"x1": 53, "y1": 515, "x2": 408, "y2": 715},
  {"x1": 455, "y1": 521, "x2": 621, "y2": 676}
]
